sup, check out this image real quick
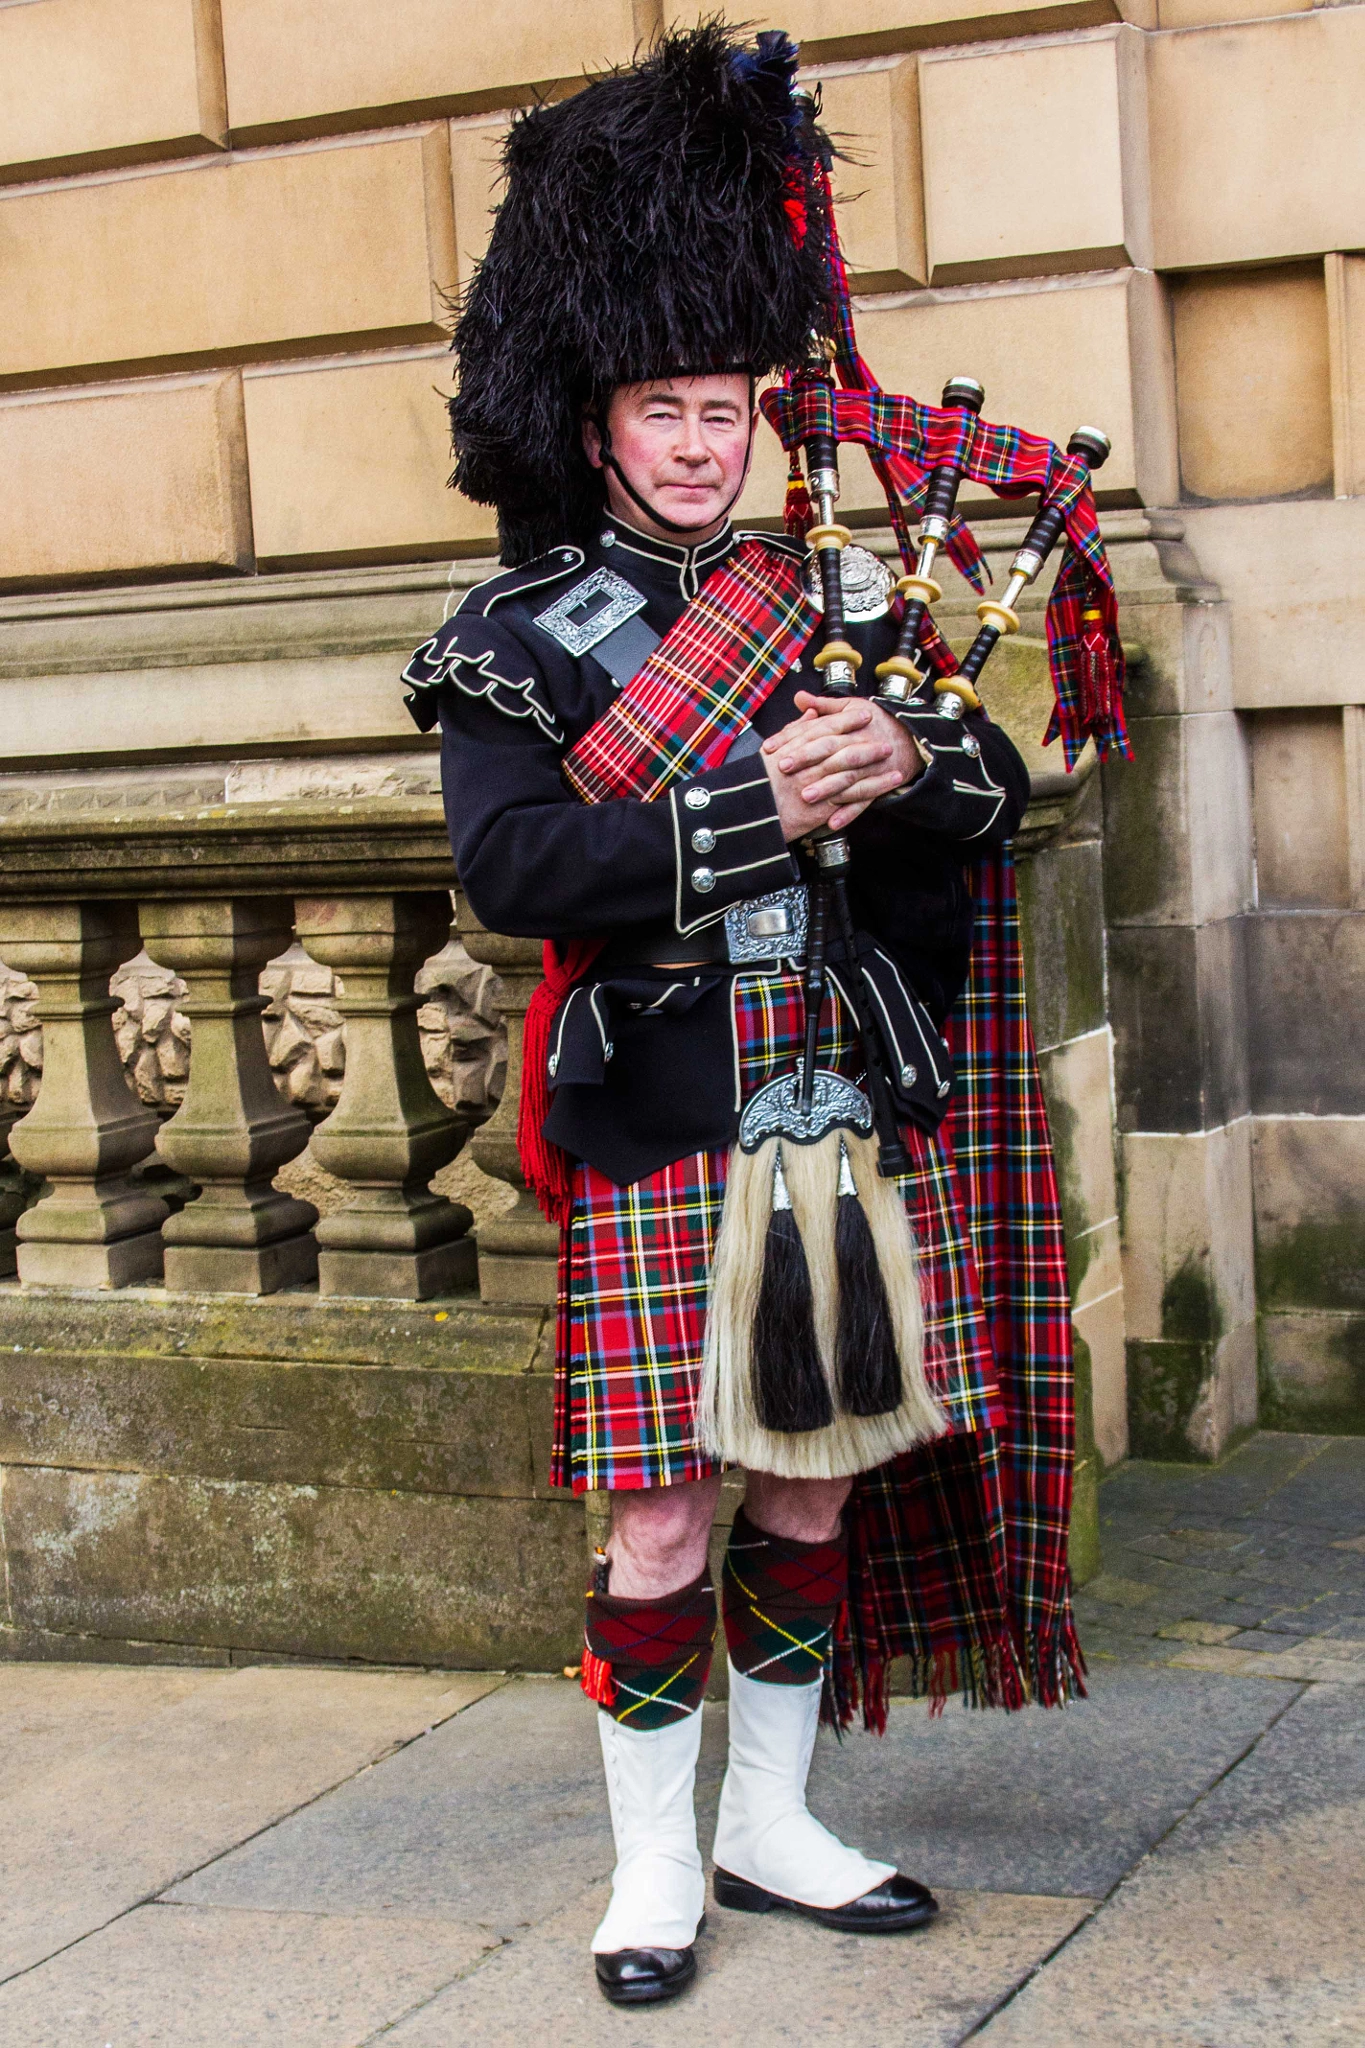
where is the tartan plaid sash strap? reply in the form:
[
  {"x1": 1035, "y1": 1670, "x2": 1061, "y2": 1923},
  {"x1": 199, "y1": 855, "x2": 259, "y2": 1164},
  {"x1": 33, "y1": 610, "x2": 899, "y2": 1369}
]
[
  {"x1": 561, "y1": 537, "x2": 818, "y2": 804},
  {"x1": 522, "y1": 539, "x2": 817, "y2": 1223}
]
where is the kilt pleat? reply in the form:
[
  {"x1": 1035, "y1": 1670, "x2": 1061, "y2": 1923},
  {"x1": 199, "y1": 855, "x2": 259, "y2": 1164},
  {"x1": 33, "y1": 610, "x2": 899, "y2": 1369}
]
[{"x1": 551, "y1": 969, "x2": 1001, "y2": 1494}]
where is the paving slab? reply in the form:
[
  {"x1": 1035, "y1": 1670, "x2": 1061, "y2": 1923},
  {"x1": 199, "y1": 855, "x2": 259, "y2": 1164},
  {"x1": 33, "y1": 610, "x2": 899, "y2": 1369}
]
[
  {"x1": 803, "y1": 1661, "x2": 1298, "y2": 1899},
  {"x1": 171, "y1": 1661, "x2": 1296, "y2": 1927},
  {"x1": 976, "y1": 1684, "x2": 1365, "y2": 2046},
  {"x1": 0, "y1": 1903, "x2": 492, "y2": 2047},
  {"x1": 0, "y1": 1666, "x2": 501, "y2": 1980},
  {"x1": 168, "y1": 1674, "x2": 628, "y2": 1933},
  {"x1": 0, "y1": 1662, "x2": 229, "y2": 1784},
  {"x1": 376, "y1": 1879, "x2": 1092, "y2": 2048}
]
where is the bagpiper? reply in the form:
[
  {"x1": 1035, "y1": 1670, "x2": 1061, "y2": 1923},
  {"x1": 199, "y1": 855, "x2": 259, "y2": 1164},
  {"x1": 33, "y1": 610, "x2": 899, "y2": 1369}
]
[{"x1": 404, "y1": 23, "x2": 1127, "y2": 2008}]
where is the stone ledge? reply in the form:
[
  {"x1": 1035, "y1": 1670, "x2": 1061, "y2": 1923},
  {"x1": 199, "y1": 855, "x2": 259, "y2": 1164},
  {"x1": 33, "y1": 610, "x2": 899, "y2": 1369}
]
[
  {"x1": 0, "y1": 796, "x2": 453, "y2": 898},
  {"x1": 0, "y1": 1466, "x2": 583, "y2": 1669},
  {"x1": 0, "y1": 1282, "x2": 549, "y2": 1371}
]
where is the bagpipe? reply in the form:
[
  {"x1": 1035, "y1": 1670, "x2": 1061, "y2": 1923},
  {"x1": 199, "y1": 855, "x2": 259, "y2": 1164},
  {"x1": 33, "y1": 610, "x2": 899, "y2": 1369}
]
[{"x1": 699, "y1": 249, "x2": 1124, "y2": 1479}]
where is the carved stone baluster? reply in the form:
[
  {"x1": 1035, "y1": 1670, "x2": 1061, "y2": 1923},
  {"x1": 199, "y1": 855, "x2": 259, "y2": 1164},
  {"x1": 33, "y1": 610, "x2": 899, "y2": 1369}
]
[
  {"x1": 294, "y1": 893, "x2": 475, "y2": 1299},
  {"x1": 0, "y1": 902, "x2": 167, "y2": 1287},
  {"x1": 456, "y1": 903, "x2": 560, "y2": 1306},
  {"x1": 0, "y1": 1112, "x2": 25, "y2": 1277},
  {"x1": 139, "y1": 898, "x2": 317, "y2": 1294}
]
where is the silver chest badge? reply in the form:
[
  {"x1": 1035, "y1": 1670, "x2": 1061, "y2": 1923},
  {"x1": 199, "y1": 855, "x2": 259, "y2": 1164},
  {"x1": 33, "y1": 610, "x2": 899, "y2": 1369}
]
[
  {"x1": 803, "y1": 543, "x2": 893, "y2": 621},
  {"x1": 533, "y1": 568, "x2": 647, "y2": 656}
]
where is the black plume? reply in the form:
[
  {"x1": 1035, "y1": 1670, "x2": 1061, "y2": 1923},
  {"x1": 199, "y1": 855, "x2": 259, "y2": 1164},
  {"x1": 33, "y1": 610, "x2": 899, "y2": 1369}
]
[{"x1": 450, "y1": 22, "x2": 834, "y2": 563}]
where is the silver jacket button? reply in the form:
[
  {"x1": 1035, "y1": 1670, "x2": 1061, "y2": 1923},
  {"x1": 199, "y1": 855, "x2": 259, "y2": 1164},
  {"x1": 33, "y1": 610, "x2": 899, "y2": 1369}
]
[
  {"x1": 962, "y1": 733, "x2": 981, "y2": 757},
  {"x1": 691, "y1": 826, "x2": 716, "y2": 854},
  {"x1": 691, "y1": 866, "x2": 716, "y2": 893},
  {"x1": 684, "y1": 786, "x2": 711, "y2": 811},
  {"x1": 600, "y1": 530, "x2": 616, "y2": 546},
  {"x1": 900, "y1": 1064, "x2": 917, "y2": 1088}
]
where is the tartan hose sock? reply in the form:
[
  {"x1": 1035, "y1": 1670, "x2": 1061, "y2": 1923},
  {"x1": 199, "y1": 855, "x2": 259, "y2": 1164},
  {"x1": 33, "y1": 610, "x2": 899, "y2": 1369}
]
[
  {"x1": 722, "y1": 1505, "x2": 848, "y2": 1686},
  {"x1": 583, "y1": 1567, "x2": 717, "y2": 1729}
]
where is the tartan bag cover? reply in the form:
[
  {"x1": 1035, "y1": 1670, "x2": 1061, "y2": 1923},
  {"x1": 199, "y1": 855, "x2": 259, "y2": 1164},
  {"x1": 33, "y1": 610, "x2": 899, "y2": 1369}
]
[{"x1": 524, "y1": 541, "x2": 1088, "y2": 1722}]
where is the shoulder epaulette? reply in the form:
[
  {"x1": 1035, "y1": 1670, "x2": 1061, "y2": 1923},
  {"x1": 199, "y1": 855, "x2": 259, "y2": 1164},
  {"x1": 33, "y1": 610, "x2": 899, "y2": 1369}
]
[
  {"x1": 451, "y1": 545, "x2": 586, "y2": 621},
  {"x1": 401, "y1": 545, "x2": 583, "y2": 740}
]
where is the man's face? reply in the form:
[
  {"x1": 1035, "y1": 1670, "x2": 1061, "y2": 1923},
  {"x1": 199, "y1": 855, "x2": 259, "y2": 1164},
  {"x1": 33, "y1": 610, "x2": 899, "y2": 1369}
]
[{"x1": 582, "y1": 374, "x2": 755, "y2": 540}]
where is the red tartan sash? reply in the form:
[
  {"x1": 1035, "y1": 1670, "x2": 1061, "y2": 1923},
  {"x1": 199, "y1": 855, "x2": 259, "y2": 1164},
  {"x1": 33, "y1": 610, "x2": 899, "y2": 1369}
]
[
  {"x1": 560, "y1": 537, "x2": 817, "y2": 802},
  {"x1": 517, "y1": 540, "x2": 818, "y2": 1223}
]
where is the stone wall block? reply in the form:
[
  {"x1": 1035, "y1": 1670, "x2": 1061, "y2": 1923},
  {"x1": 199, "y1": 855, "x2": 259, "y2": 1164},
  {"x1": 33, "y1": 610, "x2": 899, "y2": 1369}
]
[
  {"x1": 1074, "y1": 1285, "x2": 1129, "y2": 1472},
  {"x1": 1246, "y1": 910, "x2": 1365, "y2": 1119},
  {"x1": 0, "y1": 128, "x2": 457, "y2": 388},
  {"x1": 140, "y1": 898, "x2": 318, "y2": 1294},
  {"x1": 1172, "y1": 265, "x2": 1333, "y2": 503},
  {"x1": 294, "y1": 893, "x2": 475, "y2": 1300},
  {"x1": 1326, "y1": 253, "x2": 1365, "y2": 501},
  {"x1": 920, "y1": 27, "x2": 1151, "y2": 286},
  {"x1": 1107, "y1": 918, "x2": 1249, "y2": 1134},
  {"x1": 0, "y1": 902, "x2": 167, "y2": 1287},
  {"x1": 0, "y1": 374, "x2": 254, "y2": 589},
  {"x1": 1179, "y1": 499, "x2": 1365, "y2": 713},
  {"x1": 1250, "y1": 708, "x2": 1351, "y2": 910},
  {"x1": 1103, "y1": 709, "x2": 1252, "y2": 929},
  {"x1": 242, "y1": 351, "x2": 481, "y2": 568},
  {"x1": 0, "y1": 0, "x2": 227, "y2": 183},
  {"x1": 663, "y1": 0, "x2": 1159, "y2": 57},
  {"x1": 1, "y1": 1465, "x2": 583, "y2": 1670},
  {"x1": 808, "y1": 57, "x2": 925, "y2": 289},
  {"x1": 1120, "y1": 1120, "x2": 1257, "y2": 1461},
  {"x1": 1259, "y1": 1310, "x2": 1365, "y2": 1436},
  {"x1": 1150, "y1": 10, "x2": 1365, "y2": 270},
  {"x1": 455, "y1": 904, "x2": 558, "y2": 1307},
  {"x1": 1016, "y1": 839, "x2": 1107, "y2": 1054},
  {"x1": 449, "y1": 114, "x2": 510, "y2": 284},
  {"x1": 1252, "y1": 1114, "x2": 1365, "y2": 1317},
  {"x1": 220, "y1": 0, "x2": 642, "y2": 139}
]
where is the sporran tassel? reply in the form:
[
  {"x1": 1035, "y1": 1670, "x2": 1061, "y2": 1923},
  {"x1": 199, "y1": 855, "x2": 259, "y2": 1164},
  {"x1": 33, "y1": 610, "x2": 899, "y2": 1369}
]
[
  {"x1": 700, "y1": 1129, "x2": 947, "y2": 1479},
  {"x1": 752, "y1": 1145, "x2": 833, "y2": 1434},
  {"x1": 833, "y1": 1138, "x2": 903, "y2": 1417}
]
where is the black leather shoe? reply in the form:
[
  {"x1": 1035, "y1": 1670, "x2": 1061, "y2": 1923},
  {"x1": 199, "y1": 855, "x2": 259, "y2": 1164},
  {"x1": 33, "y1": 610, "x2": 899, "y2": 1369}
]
[
  {"x1": 713, "y1": 1867, "x2": 938, "y2": 1933},
  {"x1": 594, "y1": 1945, "x2": 698, "y2": 2005}
]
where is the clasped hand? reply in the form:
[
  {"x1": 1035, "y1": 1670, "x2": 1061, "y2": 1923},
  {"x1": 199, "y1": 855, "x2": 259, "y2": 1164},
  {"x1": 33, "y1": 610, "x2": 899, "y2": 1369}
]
[{"x1": 761, "y1": 690, "x2": 921, "y2": 842}]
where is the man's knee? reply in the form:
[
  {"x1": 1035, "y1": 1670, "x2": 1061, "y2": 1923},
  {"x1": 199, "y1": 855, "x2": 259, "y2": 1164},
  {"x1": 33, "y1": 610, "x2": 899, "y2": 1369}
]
[
  {"x1": 607, "y1": 1479, "x2": 719, "y2": 1597},
  {"x1": 744, "y1": 1472, "x2": 852, "y2": 1545}
]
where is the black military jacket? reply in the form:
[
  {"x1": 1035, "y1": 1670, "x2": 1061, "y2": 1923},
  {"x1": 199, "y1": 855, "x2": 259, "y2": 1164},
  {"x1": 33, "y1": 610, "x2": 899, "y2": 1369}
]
[{"x1": 405, "y1": 517, "x2": 1030, "y2": 1183}]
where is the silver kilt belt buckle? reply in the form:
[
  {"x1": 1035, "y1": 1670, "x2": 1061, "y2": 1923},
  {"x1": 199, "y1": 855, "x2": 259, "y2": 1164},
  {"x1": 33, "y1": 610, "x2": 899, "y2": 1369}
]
[{"x1": 723, "y1": 885, "x2": 809, "y2": 965}]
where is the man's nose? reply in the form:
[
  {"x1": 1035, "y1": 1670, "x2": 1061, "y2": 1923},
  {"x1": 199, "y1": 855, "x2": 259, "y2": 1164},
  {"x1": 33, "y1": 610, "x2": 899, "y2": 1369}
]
[{"x1": 674, "y1": 421, "x2": 713, "y2": 466}]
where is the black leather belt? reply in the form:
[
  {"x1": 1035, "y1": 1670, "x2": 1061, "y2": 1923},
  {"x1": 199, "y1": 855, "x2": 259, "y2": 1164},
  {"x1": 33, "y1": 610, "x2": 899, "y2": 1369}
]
[
  {"x1": 597, "y1": 885, "x2": 810, "y2": 973},
  {"x1": 603, "y1": 894, "x2": 810, "y2": 972}
]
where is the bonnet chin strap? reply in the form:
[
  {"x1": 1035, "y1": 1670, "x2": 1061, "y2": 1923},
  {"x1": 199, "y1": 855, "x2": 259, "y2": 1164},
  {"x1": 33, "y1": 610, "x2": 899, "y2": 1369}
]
[{"x1": 593, "y1": 374, "x2": 757, "y2": 538}]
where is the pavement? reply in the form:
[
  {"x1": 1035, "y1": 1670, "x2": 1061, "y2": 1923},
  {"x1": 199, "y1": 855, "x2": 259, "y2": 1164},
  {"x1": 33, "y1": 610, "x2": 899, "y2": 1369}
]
[{"x1": 1, "y1": 1430, "x2": 1362, "y2": 2046}]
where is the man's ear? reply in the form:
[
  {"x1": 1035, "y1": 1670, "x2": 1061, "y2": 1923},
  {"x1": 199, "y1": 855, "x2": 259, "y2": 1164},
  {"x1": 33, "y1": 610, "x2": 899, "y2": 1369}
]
[{"x1": 582, "y1": 412, "x2": 604, "y2": 471}]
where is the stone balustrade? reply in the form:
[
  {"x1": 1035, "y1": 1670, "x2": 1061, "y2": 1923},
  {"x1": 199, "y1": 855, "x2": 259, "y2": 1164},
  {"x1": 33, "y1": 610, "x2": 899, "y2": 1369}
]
[{"x1": 0, "y1": 799, "x2": 547, "y2": 1306}]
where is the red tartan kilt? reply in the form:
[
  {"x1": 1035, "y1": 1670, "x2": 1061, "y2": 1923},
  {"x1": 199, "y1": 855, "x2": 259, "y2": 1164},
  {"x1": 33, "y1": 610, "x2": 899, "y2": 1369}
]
[{"x1": 551, "y1": 968, "x2": 1002, "y2": 1494}]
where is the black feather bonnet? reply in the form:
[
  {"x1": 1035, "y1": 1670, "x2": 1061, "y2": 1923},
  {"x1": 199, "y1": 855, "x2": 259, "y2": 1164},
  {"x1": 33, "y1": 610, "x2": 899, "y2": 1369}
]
[{"x1": 449, "y1": 23, "x2": 835, "y2": 564}]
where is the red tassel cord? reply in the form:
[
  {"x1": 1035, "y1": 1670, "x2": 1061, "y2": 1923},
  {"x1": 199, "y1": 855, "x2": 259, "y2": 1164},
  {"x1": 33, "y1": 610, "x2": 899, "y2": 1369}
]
[
  {"x1": 516, "y1": 935, "x2": 606, "y2": 1226},
  {"x1": 1080, "y1": 604, "x2": 1117, "y2": 734},
  {"x1": 579, "y1": 1646, "x2": 617, "y2": 1709},
  {"x1": 783, "y1": 452, "x2": 814, "y2": 539}
]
